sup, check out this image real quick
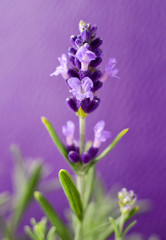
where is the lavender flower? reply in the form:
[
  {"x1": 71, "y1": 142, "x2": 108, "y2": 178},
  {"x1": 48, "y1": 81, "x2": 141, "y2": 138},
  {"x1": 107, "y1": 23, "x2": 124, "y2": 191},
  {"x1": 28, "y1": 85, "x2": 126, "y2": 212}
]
[
  {"x1": 75, "y1": 44, "x2": 96, "y2": 71},
  {"x1": 50, "y1": 54, "x2": 68, "y2": 79},
  {"x1": 100, "y1": 58, "x2": 119, "y2": 82},
  {"x1": 93, "y1": 120, "x2": 111, "y2": 148},
  {"x1": 118, "y1": 188, "x2": 136, "y2": 214},
  {"x1": 62, "y1": 121, "x2": 75, "y2": 146},
  {"x1": 68, "y1": 77, "x2": 93, "y2": 101}
]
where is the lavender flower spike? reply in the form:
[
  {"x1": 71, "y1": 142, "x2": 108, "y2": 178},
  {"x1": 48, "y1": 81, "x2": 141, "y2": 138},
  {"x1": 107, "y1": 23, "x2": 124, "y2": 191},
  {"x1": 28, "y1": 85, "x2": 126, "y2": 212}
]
[
  {"x1": 68, "y1": 77, "x2": 93, "y2": 101},
  {"x1": 93, "y1": 120, "x2": 111, "y2": 148},
  {"x1": 100, "y1": 58, "x2": 119, "y2": 82},
  {"x1": 50, "y1": 54, "x2": 68, "y2": 80},
  {"x1": 62, "y1": 120, "x2": 75, "y2": 146},
  {"x1": 76, "y1": 43, "x2": 96, "y2": 71}
]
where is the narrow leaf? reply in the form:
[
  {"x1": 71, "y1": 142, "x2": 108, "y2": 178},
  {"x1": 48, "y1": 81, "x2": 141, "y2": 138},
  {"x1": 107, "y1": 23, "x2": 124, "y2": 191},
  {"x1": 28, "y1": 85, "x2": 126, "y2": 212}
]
[
  {"x1": 122, "y1": 220, "x2": 137, "y2": 236},
  {"x1": 41, "y1": 117, "x2": 74, "y2": 168},
  {"x1": 109, "y1": 217, "x2": 119, "y2": 238},
  {"x1": 34, "y1": 191, "x2": 72, "y2": 240},
  {"x1": 25, "y1": 226, "x2": 38, "y2": 240},
  {"x1": 10, "y1": 164, "x2": 42, "y2": 232},
  {"x1": 47, "y1": 226, "x2": 57, "y2": 240},
  {"x1": 59, "y1": 169, "x2": 83, "y2": 221},
  {"x1": 125, "y1": 206, "x2": 139, "y2": 222},
  {"x1": 93, "y1": 128, "x2": 129, "y2": 162}
]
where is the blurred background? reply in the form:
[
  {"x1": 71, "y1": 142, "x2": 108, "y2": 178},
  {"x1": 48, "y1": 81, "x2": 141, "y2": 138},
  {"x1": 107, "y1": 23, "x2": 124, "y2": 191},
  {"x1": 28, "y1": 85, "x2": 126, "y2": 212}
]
[{"x1": 0, "y1": 0, "x2": 165, "y2": 239}]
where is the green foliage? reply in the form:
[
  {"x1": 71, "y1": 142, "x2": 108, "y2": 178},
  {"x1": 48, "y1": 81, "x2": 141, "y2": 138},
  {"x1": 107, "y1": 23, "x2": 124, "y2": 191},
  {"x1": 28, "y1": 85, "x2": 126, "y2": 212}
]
[
  {"x1": 25, "y1": 217, "x2": 57, "y2": 240},
  {"x1": 41, "y1": 117, "x2": 75, "y2": 169},
  {"x1": 10, "y1": 163, "x2": 42, "y2": 232},
  {"x1": 59, "y1": 169, "x2": 83, "y2": 221},
  {"x1": 93, "y1": 128, "x2": 129, "y2": 163},
  {"x1": 34, "y1": 191, "x2": 72, "y2": 240}
]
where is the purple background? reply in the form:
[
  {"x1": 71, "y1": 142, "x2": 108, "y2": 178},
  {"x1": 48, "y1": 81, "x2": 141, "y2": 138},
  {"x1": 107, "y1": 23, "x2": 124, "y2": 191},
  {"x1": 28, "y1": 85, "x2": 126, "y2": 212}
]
[{"x1": 0, "y1": 0, "x2": 166, "y2": 239}]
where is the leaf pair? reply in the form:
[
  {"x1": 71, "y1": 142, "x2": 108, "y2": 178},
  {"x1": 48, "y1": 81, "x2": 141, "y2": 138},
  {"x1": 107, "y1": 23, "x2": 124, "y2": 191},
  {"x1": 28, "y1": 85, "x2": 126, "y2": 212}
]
[{"x1": 42, "y1": 117, "x2": 129, "y2": 169}]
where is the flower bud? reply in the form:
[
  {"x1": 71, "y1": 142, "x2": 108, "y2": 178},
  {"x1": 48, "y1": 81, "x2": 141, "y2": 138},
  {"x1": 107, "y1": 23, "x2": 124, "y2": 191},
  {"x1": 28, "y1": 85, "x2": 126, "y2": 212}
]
[
  {"x1": 68, "y1": 69, "x2": 79, "y2": 78},
  {"x1": 84, "y1": 97, "x2": 100, "y2": 113},
  {"x1": 81, "y1": 30, "x2": 90, "y2": 42},
  {"x1": 70, "y1": 35, "x2": 77, "y2": 47},
  {"x1": 89, "y1": 57, "x2": 102, "y2": 68},
  {"x1": 81, "y1": 152, "x2": 91, "y2": 164},
  {"x1": 66, "y1": 97, "x2": 78, "y2": 112},
  {"x1": 68, "y1": 151, "x2": 80, "y2": 163},
  {"x1": 74, "y1": 58, "x2": 81, "y2": 69},
  {"x1": 90, "y1": 38, "x2": 103, "y2": 49},
  {"x1": 88, "y1": 146, "x2": 98, "y2": 159},
  {"x1": 90, "y1": 70, "x2": 102, "y2": 82},
  {"x1": 67, "y1": 144, "x2": 76, "y2": 152},
  {"x1": 90, "y1": 25, "x2": 98, "y2": 37},
  {"x1": 68, "y1": 47, "x2": 77, "y2": 56},
  {"x1": 92, "y1": 81, "x2": 103, "y2": 92}
]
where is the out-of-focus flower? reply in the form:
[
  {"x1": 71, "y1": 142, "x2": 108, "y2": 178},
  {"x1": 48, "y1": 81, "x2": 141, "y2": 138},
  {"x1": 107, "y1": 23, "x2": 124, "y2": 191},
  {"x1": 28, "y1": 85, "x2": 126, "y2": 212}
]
[
  {"x1": 68, "y1": 77, "x2": 93, "y2": 101},
  {"x1": 100, "y1": 58, "x2": 119, "y2": 82},
  {"x1": 62, "y1": 121, "x2": 75, "y2": 146},
  {"x1": 118, "y1": 188, "x2": 136, "y2": 214},
  {"x1": 50, "y1": 54, "x2": 68, "y2": 79},
  {"x1": 93, "y1": 120, "x2": 111, "y2": 148},
  {"x1": 75, "y1": 44, "x2": 96, "y2": 71}
]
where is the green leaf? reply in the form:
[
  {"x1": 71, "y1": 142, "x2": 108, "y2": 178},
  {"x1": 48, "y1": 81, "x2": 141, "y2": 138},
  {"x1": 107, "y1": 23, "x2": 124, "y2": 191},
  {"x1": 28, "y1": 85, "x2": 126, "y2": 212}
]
[
  {"x1": 34, "y1": 191, "x2": 72, "y2": 240},
  {"x1": 59, "y1": 169, "x2": 83, "y2": 221},
  {"x1": 125, "y1": 206, "x2": 139, "y2": 222},
  {"x1": 10, "y1": 163, "x2": 42, "y2": 233},
  {"x1": 93, "y1": 128, "x2": 129, "y2": 163},
  {"x1": 41, "y1": 117, "x2": 74, "y2": 168},
  {"x1": 47, "y1": 226, "x2": 57, "y2": 240},
  {"x1": 122, "y1": 220, "x2": 137, "y2": 236},
  {"x1": 109, "y1": 217, "x2": 119, "y2": 238},
  {"x1": 25, "y1": 226, "x2": 39, "y2": 240}
]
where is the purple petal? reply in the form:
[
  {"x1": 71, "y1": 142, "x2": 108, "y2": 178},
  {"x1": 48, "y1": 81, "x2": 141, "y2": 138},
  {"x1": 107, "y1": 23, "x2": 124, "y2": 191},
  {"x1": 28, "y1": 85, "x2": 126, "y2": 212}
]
[
  {"x1": 94, "y1": 120, "x2": 105, "y2": 133},
  {"x1": 76, "y1": 44, "x2": 96, "y2": 64},
  {"x1": 94, "y1": 120, "x2": 111, "y2": 142},
  {"x1": 62, "y1": 121, "x2": 75, "y2": 137},
  {"x1": 68, "y1": 77, "x2": 81, "y2": 90},
  {"x1": 82, "y1": 77, "x2": 93, "y2": 92},
  {"x1": 105, "y1": 58, "x2": 119, "y2": 79}
]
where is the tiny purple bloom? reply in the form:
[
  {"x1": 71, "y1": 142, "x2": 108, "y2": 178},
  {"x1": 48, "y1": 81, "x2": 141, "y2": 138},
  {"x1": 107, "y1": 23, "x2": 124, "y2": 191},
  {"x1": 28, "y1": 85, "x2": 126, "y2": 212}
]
[
  {"x1": 68, "y1": 77, "x2": 93, "y2": 101},
  {"x1": 75, "y1": 44, "x2": 96, "y2": 71},
  {"x1": 93, "y1": 120, "x2": 111, "y2": 148},
  {"x1": 62, "y1": 120, "x2": 75, "y2": 145},
  {"x1": 50, "y1": 54, "x2": 68, "y2": 80},
  {"x1": 100, "y1": 58, "x2": 119, "y2": 82}
]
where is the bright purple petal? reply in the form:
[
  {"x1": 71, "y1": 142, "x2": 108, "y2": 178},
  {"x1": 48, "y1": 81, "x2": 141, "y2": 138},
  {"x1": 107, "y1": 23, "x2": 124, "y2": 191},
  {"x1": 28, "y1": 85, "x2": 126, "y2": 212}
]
[
  {"x1": 68, "y1": 77, "x2": 93, "y2": 101},
  {"x1": 82, "y1": 77, "x2": 93, "y2": 92},
  {"x1": 105, "y1": 58, "x2": 119, "y2": 79},
  {"x1": 76, "y1": 44, "x2": 96, "y2": 64},
  {"x1": 50, "y1": 54, "x2": 68, "y2": 79},
  {"x1": 62, "y1": 121, "x2": 75, "y2": 137},
  {"x1": 94, "y1": 120, "x2": 111, "y2": 142},
  {"x1": 68, "y1": 78, "x2": 81, "y2": 90}
]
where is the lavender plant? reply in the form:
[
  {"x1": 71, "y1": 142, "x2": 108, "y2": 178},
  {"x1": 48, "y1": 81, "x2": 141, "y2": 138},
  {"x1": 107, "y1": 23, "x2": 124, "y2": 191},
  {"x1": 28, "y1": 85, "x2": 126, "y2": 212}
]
[
  {"x1": 24, "y1": 20, "x2": 141, "y2": 240},
  {"x1": 17, "y1": 20, "x2": 162, "y2": 240}
]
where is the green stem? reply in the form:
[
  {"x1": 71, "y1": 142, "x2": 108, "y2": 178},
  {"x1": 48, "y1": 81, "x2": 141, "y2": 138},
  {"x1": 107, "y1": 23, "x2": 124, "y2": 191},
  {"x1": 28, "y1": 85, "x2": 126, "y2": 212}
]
[
  {"x1": 74, "y1": 117, "x2": 86, "y2": 240},
  {"x1": 79, "y1": 117, "x2": 86, "y2": 154}
]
